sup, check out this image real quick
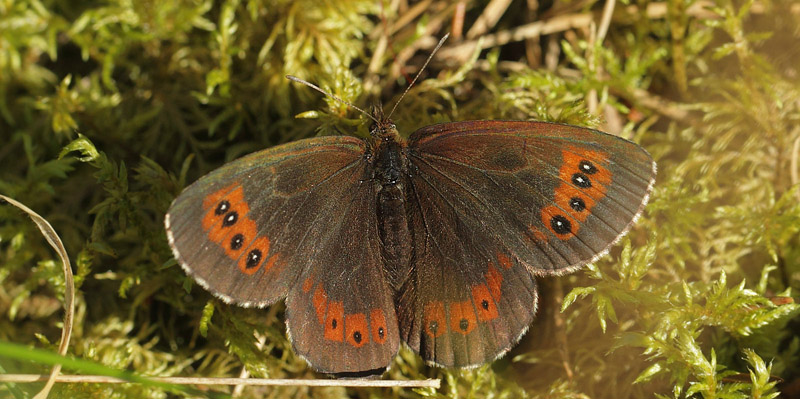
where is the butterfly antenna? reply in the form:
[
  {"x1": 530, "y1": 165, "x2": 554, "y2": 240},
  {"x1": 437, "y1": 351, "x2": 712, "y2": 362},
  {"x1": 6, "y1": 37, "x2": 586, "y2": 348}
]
[
  {"x1": 286, "y1": 75, "x2": 379, "y2": 123},
  {"x1": 386, "y1": 33, "x2": 450, "y2": 119}
]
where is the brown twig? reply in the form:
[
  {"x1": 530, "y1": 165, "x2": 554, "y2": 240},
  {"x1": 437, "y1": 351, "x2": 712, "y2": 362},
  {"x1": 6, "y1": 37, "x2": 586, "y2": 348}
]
[
  {"x1": 587, "y1": 0, "x2": 617, "y2": 118},
  {"x1": 451, "y1": 0, "x2": 467, "y2": 40},
  {"x1": 438, "y1": 1, "x2": 724, "y2": 61},
  {"x1": 390, "y1": 4, "x2": 454, "y2": 80},
  {"x1": 439, "y1": 12, "x2": 594, "y2": 60},
  {"x1": 525, "y1": 0, "x2": 542, "y2": 67},
  {"x1": 466, "y1": 0, "x2": 513, "y2": 39},
  {"x1": 624, "y1": 87, "x2": 693, "y2": 123}
]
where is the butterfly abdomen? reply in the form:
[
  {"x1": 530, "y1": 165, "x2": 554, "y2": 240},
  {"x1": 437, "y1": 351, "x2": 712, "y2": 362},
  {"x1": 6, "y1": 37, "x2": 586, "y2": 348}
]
[{"x1": 371, "y1": 130, "x2": 413, "y2": 291}]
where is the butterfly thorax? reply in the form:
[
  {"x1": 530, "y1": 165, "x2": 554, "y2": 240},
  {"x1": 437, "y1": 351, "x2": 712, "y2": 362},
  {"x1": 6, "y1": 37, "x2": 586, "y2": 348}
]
[{"x1": 369, "y1": 108, "x2": 412, "y2": 289}]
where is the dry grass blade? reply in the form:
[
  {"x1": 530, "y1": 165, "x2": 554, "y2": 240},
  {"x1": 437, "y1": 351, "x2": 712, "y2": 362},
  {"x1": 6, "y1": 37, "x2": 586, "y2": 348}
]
[
  {"x1": 0, "y1": 195, "x2": 75, "y2": 399},
  {"x1": 0, "y1": 375, "x2": 441, "y2": 388}
]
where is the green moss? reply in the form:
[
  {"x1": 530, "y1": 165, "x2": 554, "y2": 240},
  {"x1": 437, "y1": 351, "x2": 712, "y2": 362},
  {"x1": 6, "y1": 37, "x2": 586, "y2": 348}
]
[{"x1": 1, "y1": 0, "x2": 799, "y2": 398}]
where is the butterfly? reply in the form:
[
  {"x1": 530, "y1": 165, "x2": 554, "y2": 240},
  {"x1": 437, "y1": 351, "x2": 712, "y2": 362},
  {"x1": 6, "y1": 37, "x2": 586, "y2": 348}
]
[
  {"x1": 165, "y1": 101, "x2": 656, "y2": 376},
  {"x1": 165, "y1": 35, "x2": 655, "y2": 375}
]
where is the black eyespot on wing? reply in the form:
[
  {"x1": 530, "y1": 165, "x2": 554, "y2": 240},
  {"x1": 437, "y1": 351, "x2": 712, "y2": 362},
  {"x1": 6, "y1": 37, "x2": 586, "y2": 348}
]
[
  {"x1": 579, "y1": 160, "x2": 597, "y2": 174},
  {"x1": 223, "y1": 211, "x2": 238, "y2": 227},
  {"x1": 215, "y1": 200, "x2": 230, "y2": 215},
  {"x1": 551, "y1": 215, "x2": 572, "y2": 235},
  {"x1": 569, "y1": 197, "x2": 586, "y2": 212},
  {"x1": 571, "y1": 173, "x2": 591, "y2": 188},
  {"x1": 230, "y1": 234, "x2": 245, "y2": 250},
  {"x1": 245, "y1": 249, "x2": 261, "y2": 269}
]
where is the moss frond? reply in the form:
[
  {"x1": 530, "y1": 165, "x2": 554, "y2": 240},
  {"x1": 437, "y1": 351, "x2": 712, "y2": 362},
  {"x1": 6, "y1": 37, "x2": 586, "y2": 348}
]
[{"x1": 2, "y1": 0, "x2": 799, "y2": 398}]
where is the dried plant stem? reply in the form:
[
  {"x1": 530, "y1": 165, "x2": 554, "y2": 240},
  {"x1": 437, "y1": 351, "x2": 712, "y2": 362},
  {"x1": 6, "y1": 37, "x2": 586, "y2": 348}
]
[
  {"x1": 1, "y1": 195, "x2": 75, "y2": 399},
  {"x1": 0, "y1": 375, "x2": 440, "y2": 388},
  {"x1": 596, "y1": 0, "x2": 616, "y2": 44},
  {"x1": 439, "y1": 12, "x2": 593, "y2": 60},
  {"x1": 792, "y1": 136, "x2": 800, "y2": 201},
  {"x1": 587, "y1": 23, "x2": 599, "y2": 115},
  {"x1": 391, "y1": 4, "x2": 454, "y2": 79},
  {"x1": 587, "y1": 0, "x2": 617, "y2": 117},
  {"x1": 625, "y1": 87, "x2": 694, "y2": 123},
  {"x1": 439, "y1": 1, "x2": 723, "y2": 61},
  {"x1": 551, "y1": 278, "x2": 574, "y2": 380},
  {"x1": 466, "y1": 0, "x2": 513, "y2": 39},
  {"x1": 231, "y1": 333, "x2": 267, "y2": 397},
  {"x1": 525, "y1": 0, "x2": 542, "y2": 67},
  {"x1": 451, "y1": 0, "x2": 467, "y2": 40}
]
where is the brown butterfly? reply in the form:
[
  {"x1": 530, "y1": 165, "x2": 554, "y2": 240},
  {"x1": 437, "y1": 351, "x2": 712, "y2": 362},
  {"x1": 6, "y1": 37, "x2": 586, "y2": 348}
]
[{"x1": 165, "y1": 37, "x2": 656, "y2": 376}]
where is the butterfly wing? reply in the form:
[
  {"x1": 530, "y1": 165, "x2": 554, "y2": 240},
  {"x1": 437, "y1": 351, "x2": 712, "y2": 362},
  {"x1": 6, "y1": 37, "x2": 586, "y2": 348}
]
[
  {"x1": 165, "y1": 136, "x2": 399, "y2": 374},
  {"x1": 284, "y1": 162, "x2": 400, "y2": 375},
  {"x1": 397, "y1": 120, "x2": 655, "y2": 367}
]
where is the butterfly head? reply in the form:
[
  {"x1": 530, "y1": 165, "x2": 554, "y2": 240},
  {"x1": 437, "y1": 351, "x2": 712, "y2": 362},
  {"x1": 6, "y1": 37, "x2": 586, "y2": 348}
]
[{"x1": 369, "y1": 104, "x2": 400, "y2": 142}]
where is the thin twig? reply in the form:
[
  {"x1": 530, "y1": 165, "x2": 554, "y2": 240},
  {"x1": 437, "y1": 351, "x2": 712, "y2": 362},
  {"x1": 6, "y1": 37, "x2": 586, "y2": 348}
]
[
  {"x1": 451, "y1": 0, "x2": 467, "y2": 40},
  {"x1": 385, "y1": 0, "x2": 434, "y2": 37},
  {"x1": 465, "y1": 0, "x2": 513, "y2": 39},
  {"x1": 390, "y1": 3, "x2": 454, "y2": 80},
  {"x1": 439, "y1": 12, "x2": 594, "y2": 60},
  {"x1": 587, "y1": 22, "x2": 598, "y2": 115},
  {"x1": 438, "y1": 1, "x2": 722, "y2": 60},
  {"x1": 624, "y1": 87, "x2": 694, "y2": 123},
  {"x1": 588, "y1": 0, "x2": 617, "y2": 116},
  {"x1": 792, "y1": 135, "x2": 800, "y2": 201},
  {"x1": 525, "y1": 0, "x2": 542, "y2": 67},
  {"x1": 0, "y1": 375, "x2": 441, "y2": 388}
]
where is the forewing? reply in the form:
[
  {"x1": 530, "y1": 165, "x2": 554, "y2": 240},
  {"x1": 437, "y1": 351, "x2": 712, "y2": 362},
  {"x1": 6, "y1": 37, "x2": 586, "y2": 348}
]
[
  {"x1": 408, "y1": 121, "x2": 656, "y2": 276},
  {"x1": 398, "y1": 120, "x2": 655, "y2": 367},
  {"x1": 166, "y1": 136, "x2": 399, "y2": 373}
]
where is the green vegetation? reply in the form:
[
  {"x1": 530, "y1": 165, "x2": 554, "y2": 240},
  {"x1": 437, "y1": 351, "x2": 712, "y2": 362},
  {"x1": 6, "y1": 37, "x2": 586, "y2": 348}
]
[{"x1": 1, "y1": 0, "x2": 798, "y2": 398}]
